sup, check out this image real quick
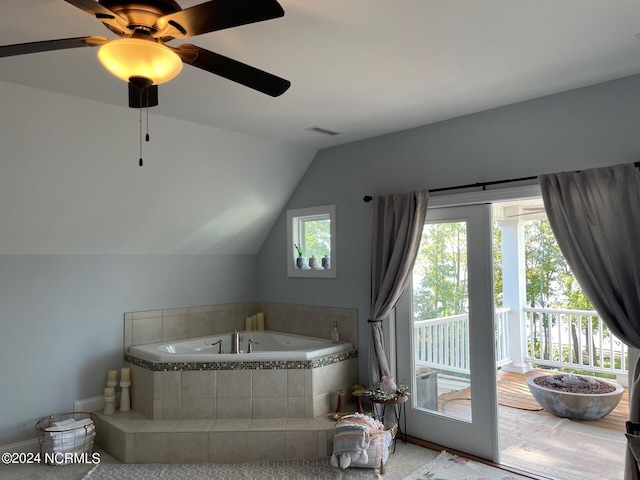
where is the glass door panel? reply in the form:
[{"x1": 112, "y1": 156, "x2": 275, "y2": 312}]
[
  {"x1": 412, "y1": 220, "x2": 472, "y2": 422},
  {"x1": 396, "y1": 203, "x2": 499, "y2": 461}
]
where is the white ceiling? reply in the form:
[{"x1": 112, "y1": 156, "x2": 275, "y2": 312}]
[
  {"x1": 0, "y1": 0, "x2": 638, "y2": 150},
  {"x1": 0, "y1": 1, "x2": 638, "y2": 256}
]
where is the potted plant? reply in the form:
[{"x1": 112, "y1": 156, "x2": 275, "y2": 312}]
[
  {"x1": 294, "y1": 244, "x2": 306, "y2": 269},
  {"x1": 365, "y1": 376, "x2": 411, "y2": 404}
]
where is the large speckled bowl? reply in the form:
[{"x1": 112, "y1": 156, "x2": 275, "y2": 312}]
[{"x1": 526, "y1": 374, "x2": 623, "y2": 421}]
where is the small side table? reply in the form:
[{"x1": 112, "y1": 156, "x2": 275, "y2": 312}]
[
  {"x1": 370, "y1": 396, "x2": 408, "y2": 452},
  {"x1": 329, "y1": 389, "x2": 347, "y2": 421}
]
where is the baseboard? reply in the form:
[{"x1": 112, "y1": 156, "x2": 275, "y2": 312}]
[
  {"x1": 75, "y1": 395, "x2": 105, "y2": 413},
  {"x1": 75, "y1": 394, "x2": 120, "y2": 413},
  {"x1": 0, "y1": 438, "x2": 39, "y2": 455}
]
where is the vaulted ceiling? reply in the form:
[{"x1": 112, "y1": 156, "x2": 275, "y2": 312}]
[
  {"x1": 1, "y1": 0, "x2": 638, "y2": 149},
  {"x1": 0, "y1": 1, "x2": 638, "y2": 255}
]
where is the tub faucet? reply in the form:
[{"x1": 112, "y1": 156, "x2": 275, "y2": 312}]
[
  {"x1": 247, "y1": 338, "x2": 259, "y2": 353},
  {"x1": 231, "y1": 331, "x2": 240, "y2": 354}
]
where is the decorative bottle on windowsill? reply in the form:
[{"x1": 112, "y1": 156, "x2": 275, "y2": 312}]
[{"x1": 332, "y1": 321, "x2": 340, "y2": 344}]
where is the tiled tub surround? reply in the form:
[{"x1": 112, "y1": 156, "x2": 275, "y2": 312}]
[
  {"x1": 124, "y1": 301, "x2": 359, "y2": 354},
  {"x1": 106, "y1": 301, "x2": 360, "y2": 463},
  {"x1": 124, "y1": 350, "x2": 358, "y2": 420}
]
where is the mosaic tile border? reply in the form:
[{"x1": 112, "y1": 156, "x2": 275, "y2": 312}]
[{"x1": 124, "y1": 349, "x2": 358, "y2": 372}]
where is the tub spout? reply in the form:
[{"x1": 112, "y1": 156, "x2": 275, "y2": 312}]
[{"x1": 231, "y1": 331, "x2": 240, "y2": 354}]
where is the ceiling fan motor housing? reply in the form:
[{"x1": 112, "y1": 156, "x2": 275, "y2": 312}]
[{"x1": 99, "y1": 0, "x2": 183, "y2": 37}]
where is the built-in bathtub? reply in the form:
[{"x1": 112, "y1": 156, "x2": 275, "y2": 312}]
[
  {"x1": 129, "y1": 330, "x2": 353, "y2": 362},
  {"x1": 124, "y1": 330, "x2": 358, "y2": 421}
]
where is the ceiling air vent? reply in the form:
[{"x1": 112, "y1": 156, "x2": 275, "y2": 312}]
[{"x1": 306, "y1": 126, "x2": 340, "y2": 136}]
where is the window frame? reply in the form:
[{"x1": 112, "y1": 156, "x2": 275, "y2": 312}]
[{"x1": 286, "y1": 204, "x2": 337, "y2": 278}]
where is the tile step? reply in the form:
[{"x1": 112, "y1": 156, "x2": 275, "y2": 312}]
[{"x1": 93, "y1": 410, "x2": 345, "y2": 464}]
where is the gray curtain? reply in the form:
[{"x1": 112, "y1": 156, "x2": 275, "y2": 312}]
[
  {"x1": 539, "y1": 163, "x2": 640, "y2": 480},
  {"x1": 369, "y1": 190, "x2": 429, "y2": 382}
]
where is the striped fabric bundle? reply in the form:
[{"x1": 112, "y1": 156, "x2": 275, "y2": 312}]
[{"x1": 330, "y1": 421, "x2": 371, "y2": 469}]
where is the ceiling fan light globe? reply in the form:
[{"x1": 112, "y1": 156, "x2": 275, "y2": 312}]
[{"x1": 98, "y1": 38, "x2": 182, "y2": 85}]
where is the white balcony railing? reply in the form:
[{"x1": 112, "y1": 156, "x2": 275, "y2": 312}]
[
  {"x1": 524, "y1": 307, "x2": 628, "y2": 377},
  {"x1": 414, "y1": 308, "x2": 511, "y2": 375},
  {"x1": 414, "y1": 307, "x2": 628, "y2": 382}
]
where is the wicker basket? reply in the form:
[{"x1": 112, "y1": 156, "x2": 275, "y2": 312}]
[
  {"x1": 332, "y1": 414, "x2": 396, "y2": 472},
  {"x1": 35, "y1": 412, "x2": 96, "y2": 465}
]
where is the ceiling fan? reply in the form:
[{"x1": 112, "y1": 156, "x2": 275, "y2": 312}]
[{"x1": 0, "y1": 0, "x2": 291, "y2": 105}]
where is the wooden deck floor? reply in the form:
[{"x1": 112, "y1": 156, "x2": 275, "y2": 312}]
[
  {"x1": 415, "y1": 369, "x2": 628, "y2": 479},
  {"x1": 435, "y1": 369, "x2": 628, "y2": 431}
]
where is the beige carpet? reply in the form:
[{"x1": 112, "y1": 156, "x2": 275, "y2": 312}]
[
  {"x1": 499, "y1": 405, "x2": 625, "y2": 480},
  {"x1": 80, "y1": 450, "x2": 530, "y2": 480},
  {"x1": 0, "y1": 443, "x2": 437, "y2": 480}
]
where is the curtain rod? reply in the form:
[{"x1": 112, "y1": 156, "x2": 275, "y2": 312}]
[{"x1": 362, "y1": 161, "x2": 640, "y2": 202}]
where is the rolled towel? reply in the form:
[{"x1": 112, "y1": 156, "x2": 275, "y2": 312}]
[
  {"x1": 45, "y1": 419, "x2": 95, "y2": 448},
  {"x1": 52, "y1": 418, "x2": 77, "y2": 428},
  {"x1": 46, "y1": 418, "x2": 93, "y2": 432},
  {"x1": 49, "y1": 426, "x2": 94, "y2": 447}
]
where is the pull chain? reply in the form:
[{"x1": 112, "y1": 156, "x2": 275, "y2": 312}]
[
  {"x1": 139, "y1": 89, "x2": 144, "y2": 166},
  {"x1": 145, "y1": 87, "x2": 150, "y2": 143}
]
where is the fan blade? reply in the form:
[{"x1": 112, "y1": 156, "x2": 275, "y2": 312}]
[
  {"x1": 154, "y1": 0, "x2": 284, "y2": 39},
  {"x1": 64, "y1": 0, "x2": 130, "y2": 34},
  {"x1": 0, "y1": 36, "x2": 108, "y2": 58},
  {"x1": 175, "y1": 44, "x2": 290, "y2": 97}
]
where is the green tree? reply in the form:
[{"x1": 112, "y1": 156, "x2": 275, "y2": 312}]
[
  {"x1": 493, "y1": 223, "x2": 503, "y2": 308},
  {"x1": 413, "y1": 222, "x2": 468, "y2": 321},
  {"x1": 525, "y1": 220, "x2": 566, "y2": 359},
  {"x1": 303, "y1": 219, "x2": 330, "y2": 258},
  {"x1": 524, "y1": 219, "x2": 602, "y2": 365},
  {"x1": 412, "y1": 216, "x2": 609, "y2": 369}
]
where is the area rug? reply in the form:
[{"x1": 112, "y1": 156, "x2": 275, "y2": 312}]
[
  {"x1": 403, "y1": 451, "x2": 531, "y2": 480},
  {"x1": 84, "y1": 459, "x2": 339, "y2": 480},
  {"x1": 83, "y1": 457, "x2": 417, "y2": 480},
  {"x1": 82, "y1": 442, "x2": 439, "y2": 479}
]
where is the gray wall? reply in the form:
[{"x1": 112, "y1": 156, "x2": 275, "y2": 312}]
[
  {"x1": 0, "y1": 78, "x2": 312, "y2": 447},
  {"x1": 0, "y1": 254, "x2": 256, "y2": 445},
  {"x1": 2, "y1": 74, "x2": 638, "y2": 447},
  {"x1": 257, "y1": 74, "x2": 640, "y2": 383}
]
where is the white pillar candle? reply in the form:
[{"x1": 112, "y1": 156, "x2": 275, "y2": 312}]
[
  {"x1": 104, "y1": 386, "x2": 115, "y2": 397},
  {"x1": 245, "y1": 316, "x2": 253, "y2": 331},
  {"x1": 257, "y1": 312, "x2": 265, "y2": 331},
  {"x1": 107, "y1": 369, "x2": 118, "y2": 383},
  {"x1": 251, "y1": 314, "x2": 257, "y2": 330},
  {"x1": 121, "y1": 367, "x2": 131, "y2": 382}
]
